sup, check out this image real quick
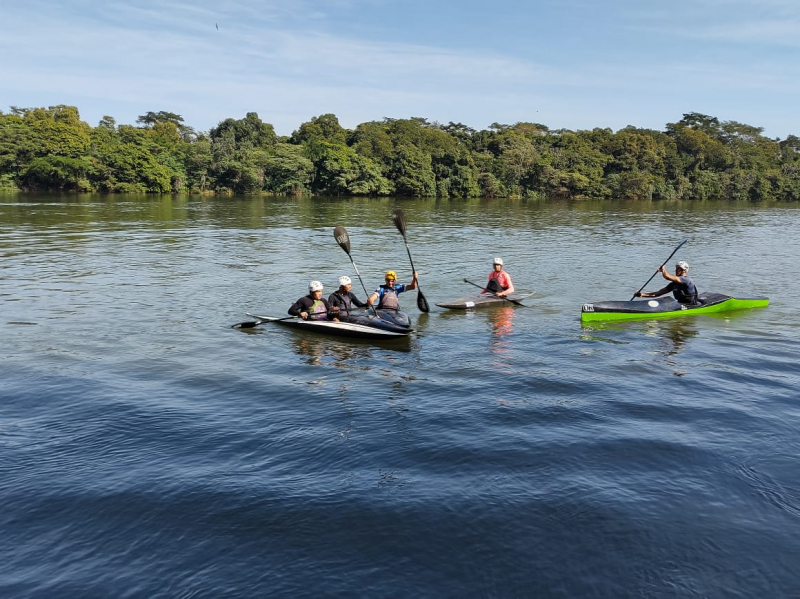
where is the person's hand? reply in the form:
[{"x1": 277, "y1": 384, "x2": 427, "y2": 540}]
[
  {"x1": 634, "y1": 291, "x2": 642, "y2": 298},
  {"x1": 332, "y1": 317, "x2": 340, "y2": 322},
  {"x1": 300, "y1": 311, "x2": 308, "y2": 320},
  {"x1": 413, "y1": 272, "x2": 419, "y2": 280},
  {"x1": 657, "y1": 266, "x2": 665, "y2": 273}
]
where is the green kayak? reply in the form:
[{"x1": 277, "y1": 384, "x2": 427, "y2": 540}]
[{"x1": 581, "y1": 292, "x2": 769, "y2": 323}]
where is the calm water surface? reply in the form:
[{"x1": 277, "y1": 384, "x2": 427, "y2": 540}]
[{"x1": 1, "y1": 194, "x2": 799, "y2": 598}]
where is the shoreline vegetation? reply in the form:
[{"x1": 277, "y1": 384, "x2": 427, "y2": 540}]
[{"x1": 1, "y1": 106, "x2": 798, "y2": 200}]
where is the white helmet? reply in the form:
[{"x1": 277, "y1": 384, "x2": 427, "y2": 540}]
[
  {"x1": 338, "y1": 275, "x2": 352, "y2": 286},
  {"x1": 676, "y1": 260, "x2": 689, "y2": 271},
  {"x1": 308, "y1": 280, "x2": 323, "y2": 292},
  {"x1": 493, "y1": 257, "x2": 504, "y2": 266}
]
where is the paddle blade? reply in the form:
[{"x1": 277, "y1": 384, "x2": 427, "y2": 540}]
[
  {"x1": 333, "y1": 225, "x2": 351, "y2": 255},
  {"x1": 392, "y1": 209, "x2": 407, "y2": 235},
  {"x1": 417, "y1": 290, "x2": 430, "y2": 313},
  {"x1": 231, "y1": 321, "x2": 261, "y2": 329}
]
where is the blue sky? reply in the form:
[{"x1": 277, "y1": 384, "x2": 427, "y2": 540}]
[{"x1": 1, "y1": 0, "x2": 799, "y2": 138}]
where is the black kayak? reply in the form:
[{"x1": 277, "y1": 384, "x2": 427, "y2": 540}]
[
  {"x1": 246, "y1": 310, "x2": 412, "y2": 340},
  {"x1": 436, "y1": 293, "x2": 531, "y2": 310},
  {"x1": 347, "y1": 308, "x2": 411, "y2": 329}
]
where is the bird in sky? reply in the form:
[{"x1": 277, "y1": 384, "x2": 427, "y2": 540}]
[{"x1": 215, "y1": 23, "x2": 218, "y2": 30}]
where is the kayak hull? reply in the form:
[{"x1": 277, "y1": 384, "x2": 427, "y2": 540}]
[
  {"x1": 581, "y1": 292, "x2": 769, "y2": 323},
  {"x1": 250, "y1": 314, "x2": 412, "y2": 339},
  {"x1": 348, "y1": 308, "x2": 411, "y2": 329},
  {"x1": 436, "y1": 294, "x2": 528, "y2": 310}
]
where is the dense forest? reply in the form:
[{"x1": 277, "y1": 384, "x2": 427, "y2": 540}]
[{"x1": 1, "y1": 105, "x2": 799, "y2": 200}]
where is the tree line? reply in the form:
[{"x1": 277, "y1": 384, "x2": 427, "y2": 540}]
[{"x1": 1, "y1": 105, "x2": 799, "y2": 200}]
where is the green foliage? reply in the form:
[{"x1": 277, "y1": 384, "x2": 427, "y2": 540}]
[
  {"x1": 291, "y1": 114, "x2": 346, "y2": 146},
  {"x1": 0, "y1": 113, "x2": 41, "y2": 176},
  {"x1": 262, "y1": 144, "x2": 314, "y2": 195},
  {"x1": 210, "y1": 112, "x2": 276, "y2": 152},
  {"x1": 23, "y1": 106, "x2": 92, "y2": 158},
  {"x1": 312, "y1": 142, "x2": 391, "y2": 196},
  {"x1": 389, "y1": 144, "x2": 435, "y2": 197},
  {"x1": 22, "y1": 156, "x2": 94, "y2": 191},
  {"x1": 0, "y1": 105, "x2": 798, "y2": 199}
]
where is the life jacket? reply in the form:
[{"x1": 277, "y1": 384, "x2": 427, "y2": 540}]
[
  {"x1": 378, "y1": 285, "x2": 400, "y2": 310},
  {"x1": 331, "y1": 291, "x2": 354, "y2": 315},
  {"x1": 308, "y1": 298, "x2": 328, "y2": 320},
  {"x1": 487, "y1": 271, "x2": 510, "y2": 293},
  {"x1": 673, "y1": 276, "x2": 699, "y2": 305}
]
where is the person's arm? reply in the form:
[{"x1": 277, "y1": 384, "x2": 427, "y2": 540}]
[
  {"x1": 288, "y1": 296, "x2": 310, "y2": 319},
  {"x1": 497, "y1": 272, "x2": 514, "y2": 296},
  {"x1": 367, "y1": 289, "x2": 380, "y2": 306},
  {"x1": 323, "y1": 299, "x2": 339, "y2": 321},
  {"x1": 405, "y1": 272, "x2": 419, "y2": 291},
  {"x1": 350, "y1": 292, "x2": 367, "y2": 308},
  {"x1": 636, "y1": 285, "x2": 670, "y2": 298},
  {"x1": 659, "y1": 266, "x2": 681, "y2": 284}
]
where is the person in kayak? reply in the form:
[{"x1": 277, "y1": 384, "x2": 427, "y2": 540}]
[
  {"x1": 367, "y1": 270, "x2": 418, "y2": 310},
  {"x1": 328, "y1": 275, "x2": 367, "y2": 320},
  {"x1": 288, "y1": 280, "x2": 340, "y2": 321},
  {"x1": 634, "y1": 260, "x2": 700, "y2": 305},
  {"x1": 482, "y1": 257, "x2": 515, "y2": 297}
]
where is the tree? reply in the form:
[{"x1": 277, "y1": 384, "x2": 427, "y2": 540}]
[
  {"x1": 210, "y1": 112, "x2": 277, "y2": 151},
  {"x1": 388, "y1": 144, "x2": 435, "y2": 197},
  {"x1": 23, "y1": 106, "x2": 92, "y2": 158},
  {"x1": 291, "y1": 113, "x2": 347, "y2": 146},
  {"x1": 22, "y1": 156, "x2": 93, "y2": 191}
]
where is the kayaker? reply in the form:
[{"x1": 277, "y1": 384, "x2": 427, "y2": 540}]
[
  {"x1": 634, "y1": 260, "x2": 699, "y2": 305},
  {"x1": 482, "y1": 257, "x2": 515, "y2": 297},
  {"x1": 367, "y1": 270, "x2": 418, "y2": 310},
  {"x1": 328, "y1": 275, "x2": 367, "y2": 320},
  {"x1": 288, "y1": 280, "x2": 340, "y2": 321}
]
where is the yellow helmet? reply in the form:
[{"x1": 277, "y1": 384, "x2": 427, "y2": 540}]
[{"x1": 385, "y1": 270, "x2": 397, "y2": 280}]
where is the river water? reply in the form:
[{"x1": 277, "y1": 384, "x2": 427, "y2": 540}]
[{"x1": 1, "y1": 194, "x2": 799, "y2": 598}]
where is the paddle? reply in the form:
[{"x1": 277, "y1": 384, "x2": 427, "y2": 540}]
[
  {"x1": 463, "y1": 278, "x2": 526, "y2": 306},
  {"x1": 630, "y1": 239, "x2": 689, "y2": 301},
  {"x1": 231, "y1": 315, "x2": 299, "y2": 329},
  {"x1": 391, "y1": 209, "x2": 430, "y2": 313},
  {"x1": 333, "y1": 225, "x2": 378, "y2": 315}
]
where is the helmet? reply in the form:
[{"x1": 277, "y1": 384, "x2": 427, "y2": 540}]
[
  {"x1": 338, "y1": 275, "x2": 352, "y2": 286},
  {"x1": 308, "y1": 280, "x2": 324, "y2": 292},
  {"x1": 676, "y1": 260, "x2": 689, "y2": 271},
  {"x1": 493, "y1": 257, "x2": 504, "y2": 266},
  {"x1": 385, "y1": 270, "x2": 397, "y2": 280}
]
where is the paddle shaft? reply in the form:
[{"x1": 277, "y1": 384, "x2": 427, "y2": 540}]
[
  {"x1": 631, "y1": 239, "x2": 689, "y2": 301},
  {"x1": 333, "y1": 225, "x2": 378, "y2": 315},
  {"x1": 463, "y1": 278, "x2": 525, "y2": 306},
  {"x1": 392, "y1": 210, "x2": 430, "y2": 313},
  {"x1": 231, "y1": 315, "x2": 299, "y2": 329}
]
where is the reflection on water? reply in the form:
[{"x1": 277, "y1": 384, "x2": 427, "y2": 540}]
[
  {"x1": 643, "y1": 319, "x2": 700, "y2": 359},
  {"x1": 289, "y1": 331, "x2": 412, "y2": 366},
  {"x1": 642, "y1": 319, "x2": 700, "y2": 376},
  {"x1": 488, "y1": 307, "x2": 516, "y2": 354}
]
